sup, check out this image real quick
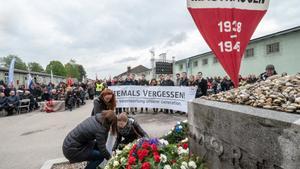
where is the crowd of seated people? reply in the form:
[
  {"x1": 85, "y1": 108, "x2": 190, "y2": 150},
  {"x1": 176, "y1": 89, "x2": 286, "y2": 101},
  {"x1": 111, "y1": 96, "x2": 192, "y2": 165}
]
[{"x1": 0, "y1": 80, "x2": 88, "y2": 116}]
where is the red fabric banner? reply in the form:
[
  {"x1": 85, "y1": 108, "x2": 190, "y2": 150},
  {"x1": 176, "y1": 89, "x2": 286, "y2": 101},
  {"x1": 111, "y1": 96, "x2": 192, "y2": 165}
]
[{"x1": 187, "y1": 0, "x2": 270, "y2": 87}]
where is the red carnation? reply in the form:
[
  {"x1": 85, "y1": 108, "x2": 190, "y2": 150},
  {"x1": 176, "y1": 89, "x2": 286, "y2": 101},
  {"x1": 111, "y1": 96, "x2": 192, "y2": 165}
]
[
  {"x1": 141, "y1": 162, "x2": 151, "y2": 169},
  {"x1": 154, "y1": 155, "x2": 160, "y2": 163},
  {"x1": 128, "y1": 156, "x2": 136, "y2": 165},
  {"x1": 126, "y1": 166, "x2": 132, "y2": 169},
  {"x1": 151, "y1": 144, "x2": 158, "y2": 152},
  {"x1": 153, "y1": 151, "x2": 159, "y2": 156},
  {"x1": 142, "y1": 142, "x2": 151, "y2": 149},
  {"x1": 137, "y1": 149, "x2": 149, "y2": 161},
  {"x1": 183, "y1": 143, "x2": 189, "y2": 150}
]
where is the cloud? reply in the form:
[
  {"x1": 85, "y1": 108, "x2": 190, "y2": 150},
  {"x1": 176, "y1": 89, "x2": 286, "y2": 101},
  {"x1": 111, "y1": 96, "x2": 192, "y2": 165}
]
[
  {"x1": 115, "y1": 56, "x2": 138, "y2": 64},
  {"x1": 165, "y1": 32, "x2": 188, "y2": 47},
  {"x1": 0, "y1": 0, "x2": 299, "y2": 79}
]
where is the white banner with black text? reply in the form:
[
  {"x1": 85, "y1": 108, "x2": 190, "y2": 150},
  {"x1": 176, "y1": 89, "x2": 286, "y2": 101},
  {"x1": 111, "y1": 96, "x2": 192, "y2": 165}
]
[{"x1": 109, "y1": 86, "x2": 197, "y2": 112}]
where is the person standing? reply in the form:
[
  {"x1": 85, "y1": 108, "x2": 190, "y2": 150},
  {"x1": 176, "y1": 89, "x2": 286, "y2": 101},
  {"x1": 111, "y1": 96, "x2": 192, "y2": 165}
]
[
  {"x1": 139, "y1": 74, "x2": 149, "y2": 113},
  {"x1": 149, "y1": 79, "x2": 159, "y2": 114},
  {"x1": 161, "y1": 75, "x2": 174, "y2": 114},
  {"x1": 123, "y1": 74, "x2": 136, "y2": 115},
  {"x1": 62, "y1": 110, "x2": 117, "y2": 169},
  {"x1": 180, "y1": 72, "x2": 189, "y2": 86},
  {"x1": 259, "y1": 64, "x2": 278, "y2": 81},
  {"x1": 175, "y1": 73, "x2": 181, "y2": 86},
  {"x1": 195, "y1": 72, "x2": 208, "y2": 98}
]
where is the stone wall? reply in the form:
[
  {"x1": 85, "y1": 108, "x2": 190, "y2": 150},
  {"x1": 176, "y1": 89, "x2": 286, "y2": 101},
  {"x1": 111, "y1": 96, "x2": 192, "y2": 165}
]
[{"x1": 188, "y1": 99, "x2": 300, "y2": 169}]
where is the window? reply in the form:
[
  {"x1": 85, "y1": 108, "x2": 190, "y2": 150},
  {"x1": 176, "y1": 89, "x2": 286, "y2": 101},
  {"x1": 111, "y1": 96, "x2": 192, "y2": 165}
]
[
  {"x1": 202, "y1": 58, "x2": 208, "y2": 65},
  {"x1": 245, "y1": 48, "x2": 254, "y2": 58},
  {"x1": 179, "y1": 64, "x2": 183, "y2": 70},
  {"x1": 193, "y1": 61, "x2": 198, "y2": 67},
  {"x1": 266, "y1": 42, "x2": 280, "y2": 54},
  {"x1": 213, "y1": 57, "x2": 219, "y2": 63}
]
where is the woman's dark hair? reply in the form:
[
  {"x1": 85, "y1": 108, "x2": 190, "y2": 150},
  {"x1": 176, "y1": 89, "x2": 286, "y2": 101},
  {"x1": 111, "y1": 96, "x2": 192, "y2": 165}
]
[
  {"x1": 100, "y1": 88, "x2": 116, "y2": 110},
  {"x1": 99, "y1": 110, "x2": 117, "y2": 135}
]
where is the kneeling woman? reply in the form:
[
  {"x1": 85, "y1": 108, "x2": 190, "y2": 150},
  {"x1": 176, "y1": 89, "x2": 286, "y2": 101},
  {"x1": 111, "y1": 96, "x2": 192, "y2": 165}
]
[
  {"x1": 62, "y1": 110, "x2": 117, "y2": 169},
  {"x1": 112, "y1": 112, "x2": 149, "y2": 151}
]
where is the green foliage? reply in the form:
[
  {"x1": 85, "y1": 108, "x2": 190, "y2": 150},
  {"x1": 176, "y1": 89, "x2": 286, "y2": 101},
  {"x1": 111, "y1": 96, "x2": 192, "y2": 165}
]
[
  {"x1": 46, "y1": 60, "x2": 67, "y2": 77},
  {"x1": 28, "y1": 62, "x2": 44, "y2": 72},
  {"x1": 1, "y1": 55, "x2": 28, "y2": 70},
  {"x1": 65, "y1": 63, "x2": 80, "y2": 79},
  {"x1": 162, "y1": 121, "x2": 189, "y2": 144},
  {"x1": 65, "y1": 59, "x2": 87, "y2": 81},
  {"x1": 77, "y1": 64, "x2": 87, "y2": 81}
]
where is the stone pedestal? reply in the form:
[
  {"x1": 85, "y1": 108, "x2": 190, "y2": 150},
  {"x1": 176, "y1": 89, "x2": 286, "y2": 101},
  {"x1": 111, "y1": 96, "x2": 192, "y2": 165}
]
[{"x1": 188, "y1": 99, "x2": 300, "y2": 169}]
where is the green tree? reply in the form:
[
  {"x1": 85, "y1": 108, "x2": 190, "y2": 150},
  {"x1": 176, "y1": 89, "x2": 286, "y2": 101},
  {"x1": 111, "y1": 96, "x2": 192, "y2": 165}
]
[
  {"x1": 28, "y1": 62, "x2": 44, "y2": 72},
  {"x1": 0, "y1": 55, "x2": 28, "y2": 70},
  {"x1": 65, "y1": 62, "x2": 80, "y2": 79},
  {"x1": 46, "y1": 60, "x2": 67, "y2": 77},
  {"x1": 77, "y1": 65, "x2": 87, "y2": 82}
]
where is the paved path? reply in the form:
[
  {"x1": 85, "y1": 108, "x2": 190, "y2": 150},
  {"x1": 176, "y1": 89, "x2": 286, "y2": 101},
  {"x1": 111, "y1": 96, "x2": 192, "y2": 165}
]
[{"x1": 0, "y1": 101, "x2": 186, "y2": 169}]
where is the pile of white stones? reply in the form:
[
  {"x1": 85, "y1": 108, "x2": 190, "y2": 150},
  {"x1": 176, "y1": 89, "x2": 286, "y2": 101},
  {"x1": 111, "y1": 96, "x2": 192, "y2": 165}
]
[{"x1": 202, "y1": 74, "x2": 300, "y2": 114}]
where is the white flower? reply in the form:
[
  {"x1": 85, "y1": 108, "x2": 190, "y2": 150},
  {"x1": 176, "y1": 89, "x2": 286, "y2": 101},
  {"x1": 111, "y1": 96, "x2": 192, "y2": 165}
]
[
  {"x1": 124, "y1": 144, "x2": 132, "y2": 150},
  {"x1": 178, "y1": 125, "x2": 183, "y2": 129},
  {"x1": 160, "y1": 154, "x2": 167, "y2": 163},
  {"x1": 113, "y1": 161, "x2": 120, "y2": 167},
  {"x1": 116, "y1": 150, "x2": 122, "y2": 155},
  {"x1": 171, "y1": 127, "x2": 175, "y2": 131},
  {"x1": 188, "y1": 161, "x2": 197, "y2": 169},
  {"x1": 120, "y1": 157, "x2": 126, "y2": 163},
  {"x1": 164, "y1": 165, "x2": 172, "y2": 169},
  {"x1": 177, "y1": 121, "x2": 181, "y2": 125},
  {"x1": 182, "y1": 120, "x2": 188, "y2": 123},
  {"x1": 178, "y1": 147, "x2": 189, "y2": 155},
  {"x1": 167, "y1": 131, "x2": 172, "y2": 135},
  {"x1": 104, "y1": 166, "x2": 110, "y2": 169},
  {"x1": 180, "y1": 165, "x2": 187, "y2": 169},
  {"x1": 182, "y1": 161, "x2": 188, "y2": 168},
  {"x1": 159, "y1": 139, "x2": 169, "y2": 146}
]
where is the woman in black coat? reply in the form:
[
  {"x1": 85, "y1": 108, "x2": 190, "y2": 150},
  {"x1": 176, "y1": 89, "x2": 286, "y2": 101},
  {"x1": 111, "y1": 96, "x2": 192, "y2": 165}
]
[
  {"x1": 112, "y1": 112, "x2": 149, "y2": 151},
  {"x1": 62, "y1": 110, "x2": 117, "y2": 169},
  {"x1": 91, "y1": 88, "x2": 116, "y2": 116}
]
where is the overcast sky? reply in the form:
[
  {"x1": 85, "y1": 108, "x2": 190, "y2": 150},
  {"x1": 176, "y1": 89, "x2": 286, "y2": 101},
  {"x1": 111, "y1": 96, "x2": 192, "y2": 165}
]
[{"x1": 0, "y1": 0, "x2": 299, "y2": 79}]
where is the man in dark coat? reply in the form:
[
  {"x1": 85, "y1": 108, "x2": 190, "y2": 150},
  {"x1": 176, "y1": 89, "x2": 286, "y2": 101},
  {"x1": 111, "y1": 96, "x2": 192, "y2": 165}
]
[
  {"x1": 180, "y1": 72, "x2": 189, "y2": 86},
  {"x1": 6, "y1": 91, "x2": 19, "y2": 116},
  {"x1": 195, "y1": 72, "x2": 208, "y2": 98},
  {"x1": 259, "y1": 64, "x2": 278, "y2": 81},
  {"x1": 0, "y1": 92, "x2": 8, "y2": 112},
  {"x1": 139, "y1": 74, "x2": 149, "y2": 86},
  {"x1": 139, "y1": 74, "x2": 149, "y2": 113},
  {"x1": 160, "y1": 75, "x2": 174, "y2": 114},
  {"x1": 63, "y1": 110, "x2": 117, "y2": 169}
]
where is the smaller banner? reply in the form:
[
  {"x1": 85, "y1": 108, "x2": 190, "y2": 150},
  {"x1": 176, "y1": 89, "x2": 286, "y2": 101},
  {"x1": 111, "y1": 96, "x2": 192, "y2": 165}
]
[{"x1": 109, "y1": 86, "x2": 197, "y2": 112}]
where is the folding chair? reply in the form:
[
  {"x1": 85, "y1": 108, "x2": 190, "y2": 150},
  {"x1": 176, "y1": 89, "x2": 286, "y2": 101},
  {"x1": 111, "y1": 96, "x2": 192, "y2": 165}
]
[{"x1": 18, "y1": 99, "x2": 31, "y2": 114}]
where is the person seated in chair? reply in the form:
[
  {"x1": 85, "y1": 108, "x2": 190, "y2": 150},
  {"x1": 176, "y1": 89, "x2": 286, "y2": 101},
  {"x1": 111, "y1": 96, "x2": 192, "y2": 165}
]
[
  {"x1": 6, "y1": 91, "x2": 20, "y2": 116},
  {"x1": 21, "y1": 90, "x2": 35, "y2": 111},
  {"x1": 112, "y1": 112, "x2": 149, "y2": 151},
  {"x1": 0, "y1": 92, "x2": 8, "y2": 112}
]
